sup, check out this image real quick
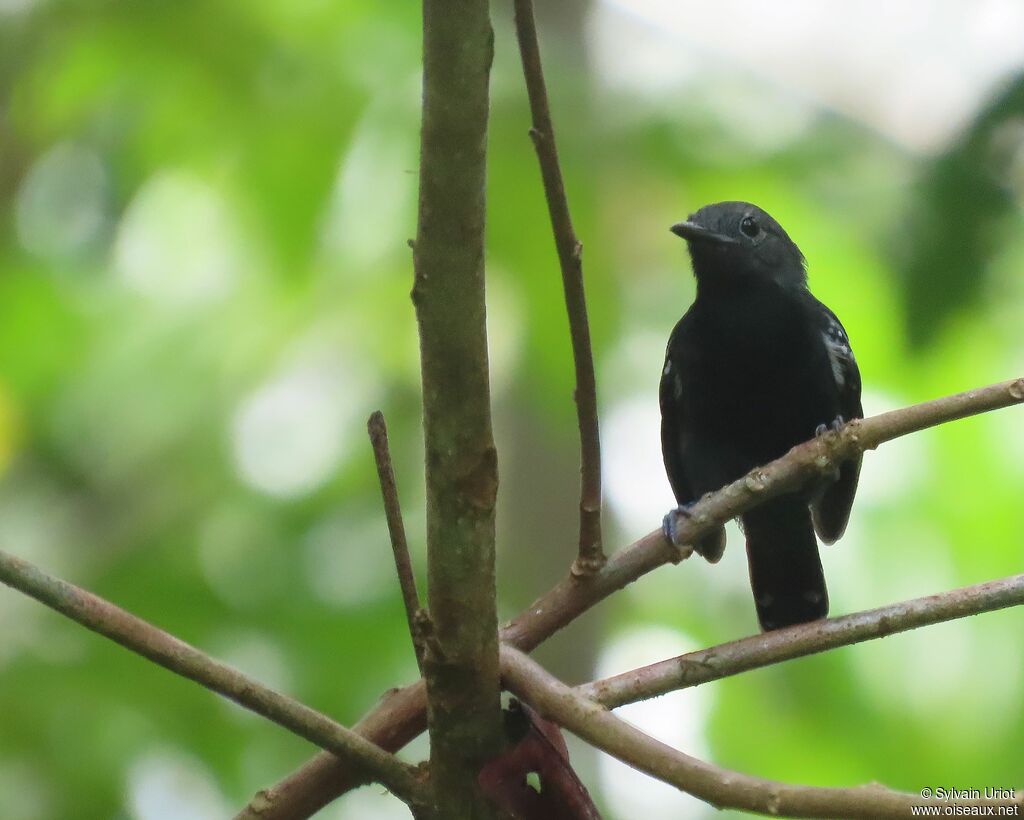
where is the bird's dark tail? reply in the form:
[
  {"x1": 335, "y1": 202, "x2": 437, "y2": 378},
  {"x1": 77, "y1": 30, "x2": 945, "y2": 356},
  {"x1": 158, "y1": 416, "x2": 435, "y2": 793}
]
[{"x1": 741, "y1": 496, "x2": 827, "y2": 631}]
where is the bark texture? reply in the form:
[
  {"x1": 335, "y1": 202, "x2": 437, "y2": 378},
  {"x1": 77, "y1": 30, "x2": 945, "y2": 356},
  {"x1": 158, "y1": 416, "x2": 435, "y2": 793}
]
[{"x1": 414, "y1": 0, "x2": 503, "y2": 815}]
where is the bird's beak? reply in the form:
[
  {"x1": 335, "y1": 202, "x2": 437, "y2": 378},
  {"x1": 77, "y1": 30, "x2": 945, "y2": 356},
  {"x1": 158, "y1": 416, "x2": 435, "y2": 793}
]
[{"x1": 670, "y1": 221, "x2": 737, "y2": 245}]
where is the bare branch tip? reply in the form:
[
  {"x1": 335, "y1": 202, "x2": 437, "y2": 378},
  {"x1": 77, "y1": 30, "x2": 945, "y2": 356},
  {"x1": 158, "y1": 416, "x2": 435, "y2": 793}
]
[{"x1": 367, "y1": 410, "x2": 386, "y2": 437}]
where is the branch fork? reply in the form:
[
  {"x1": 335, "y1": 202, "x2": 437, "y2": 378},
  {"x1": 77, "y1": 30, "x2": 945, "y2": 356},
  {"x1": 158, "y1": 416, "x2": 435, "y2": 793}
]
[
  {"x1": 233, "y1": 377, "x2": 1024, "y2": 819},
  {"x1": 3, "y1": 0, "x2": 1024, "y2": 812}
]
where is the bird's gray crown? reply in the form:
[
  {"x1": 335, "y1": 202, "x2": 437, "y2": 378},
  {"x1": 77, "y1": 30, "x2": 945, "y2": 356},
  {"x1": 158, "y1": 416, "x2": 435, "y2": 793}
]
[{"x1": 671, "y1": 201, "x2": 807, "y2": 289}]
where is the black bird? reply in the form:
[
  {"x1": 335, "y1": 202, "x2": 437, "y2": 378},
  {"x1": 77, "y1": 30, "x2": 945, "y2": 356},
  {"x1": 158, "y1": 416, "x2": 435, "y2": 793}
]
[{"x1": 660, "y1": 201, "x2": 862, "y2": 631}]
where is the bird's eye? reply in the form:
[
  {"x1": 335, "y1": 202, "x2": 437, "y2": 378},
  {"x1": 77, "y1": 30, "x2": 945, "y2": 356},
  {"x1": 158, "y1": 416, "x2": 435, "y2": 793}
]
[{"x1": 739, "y1": 216, "x2": 759, "y2": 238}]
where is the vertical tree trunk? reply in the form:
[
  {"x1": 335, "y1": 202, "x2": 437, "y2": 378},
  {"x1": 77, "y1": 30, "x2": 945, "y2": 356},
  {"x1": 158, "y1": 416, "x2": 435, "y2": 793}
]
[{"x1": 415, "y1": 0, "x2": 503, "y2": 816}]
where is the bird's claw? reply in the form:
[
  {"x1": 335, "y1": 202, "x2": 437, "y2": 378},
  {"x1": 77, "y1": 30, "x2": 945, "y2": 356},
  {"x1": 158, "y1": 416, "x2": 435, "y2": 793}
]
[
  {"x1": 662, "y1": 504, "x2": 696, "y2": 557},
  {"x1": 662, "y1": 506, "x2": 686, "y2": 545},
  {"x1": 662, "y1": 511, "x2": 676, "y2": 544},
  {"x1": 814, "y1": 415, "x2": 845, "y2": 481},
  {"x1": 815, "y1": 415, "x2": 845, "y2": 438}
]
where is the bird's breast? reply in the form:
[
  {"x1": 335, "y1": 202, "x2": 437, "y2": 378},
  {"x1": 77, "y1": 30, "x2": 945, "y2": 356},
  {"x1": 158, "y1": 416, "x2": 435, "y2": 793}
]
[{"x1": 680, "y1": 288, "x2": 833, "y2": 459}]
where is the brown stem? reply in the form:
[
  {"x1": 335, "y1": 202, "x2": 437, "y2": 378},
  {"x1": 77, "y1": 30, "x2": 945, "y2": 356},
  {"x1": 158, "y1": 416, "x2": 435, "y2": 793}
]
[
  {"x1": 578, "y1": 572, "x2": 1024, "y2": 708},
  {"x1": 0, "y1": 549, "x2": 426, "y2": 808},
  {"x1": 414, "y1": 0, "x2": 503, "y2": 814},
  {"x1": 501, "y1": 646, "x2": 1021, "y2": 819},
  {"x1": 368, "y1": 410, "x2": 424, "y2": 673},
  {"x1": 513, "y1": 0, "x2": 603, "y2": 575},
  {"x1": 236, "y1": 376, "x2": 1024, "y2": 819}
]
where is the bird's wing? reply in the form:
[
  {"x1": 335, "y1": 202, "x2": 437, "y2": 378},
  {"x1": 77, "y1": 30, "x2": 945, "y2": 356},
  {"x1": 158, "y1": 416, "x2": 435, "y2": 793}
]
[
  {"x1": 817, "y1": 302, "x2": 863, "y2": 420},
  {"x1": 809, "y1": 299, "x2": 863, "y2": 544},
  {"x1": 659, "y1": 325, "x2": 694, "y2": 506},
  {"x1": 660, "y1": 320, "x2": 727, "y2": 563}
]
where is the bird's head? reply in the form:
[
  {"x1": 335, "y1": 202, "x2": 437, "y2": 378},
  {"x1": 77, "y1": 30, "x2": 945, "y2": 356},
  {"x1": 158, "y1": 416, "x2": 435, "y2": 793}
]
[{"x1": 670, "y1": 201, "x2": 806, "y2": 289}]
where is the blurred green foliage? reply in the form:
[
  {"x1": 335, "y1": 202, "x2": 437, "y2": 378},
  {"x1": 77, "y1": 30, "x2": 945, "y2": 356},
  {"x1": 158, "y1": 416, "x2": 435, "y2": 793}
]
[
  {"x1": 896, "y1": 77, "x2": 1024, "y2": 348},
  {"x1": 1, "y1": 2, "x2": 1022, "y2": 819}
]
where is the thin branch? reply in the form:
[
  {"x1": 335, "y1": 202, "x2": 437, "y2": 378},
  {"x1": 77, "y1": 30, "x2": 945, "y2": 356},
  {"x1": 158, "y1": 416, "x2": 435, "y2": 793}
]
[
  {"x1": 236, "y1": 377, "x2": 1024, "y2": 819},
  {"x1": 235, "y1": 683, "x2": 429, "y2": 820},
  {"x1": 504, "y1": 377, "x2": 1024, "y2": 649},
  {"x1": 501, "y1": 646, "x2": 1021, "y2": 819},
  {"x1": 579, "y1": 573, "x2": 1024, "y2": 708},
  {"x1": 513, "y1": 0, "x2": 603, "y2": 575},
  {"x1": 368, "y1": 410, "x2": 424, "y2": 673},
  {"x1": 0, "y1": 550, "x2": 426, "y2": 809},
  {"x1": 656, "y1": 377, "x2": 1024, "y2": 556},
  {"x1": 414, "y1": 0, "x2": 503, "y2": 813}
]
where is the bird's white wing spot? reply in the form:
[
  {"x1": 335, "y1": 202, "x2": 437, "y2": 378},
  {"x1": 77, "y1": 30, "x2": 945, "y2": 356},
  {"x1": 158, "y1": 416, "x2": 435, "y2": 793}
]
[
  {"x1": 663, "y1": 360, "x2": 672, "y2": 376},
  {"x1": 821, "y1": 318, "x2": 854, "y2": 388}
]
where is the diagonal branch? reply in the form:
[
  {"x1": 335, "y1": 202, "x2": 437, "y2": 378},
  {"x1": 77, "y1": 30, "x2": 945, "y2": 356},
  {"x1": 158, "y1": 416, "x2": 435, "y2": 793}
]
[
  {"x1": 236, "y1": 376, "x2": 1023, "y2": 819},
  {"x1": 513, "y1": 0, "x2": 604, "y2": 575},
  {"x1": 503, "y1": 377, "x2": 1024, "y2": 648},
  {"x1": 501, "y1": 646, "x2": 1022, "y2": 819},
  {"x1": 0, "y1": 549, "x2": 426, "y2": 808},
  {"x1": 368, "y1": 410, "x2": 424, "y2": 673},
  {"x1": 235, "y1": 683, "x2": 430, "y2": 820},
  {"x1": 578, "y1": 573, "x2": 1024, "y2": 708}
]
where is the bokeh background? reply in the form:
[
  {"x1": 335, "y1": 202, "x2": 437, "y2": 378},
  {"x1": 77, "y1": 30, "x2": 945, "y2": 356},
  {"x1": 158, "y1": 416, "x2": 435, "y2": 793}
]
[{"x1": 2, "y1": 1, "x2": 1024, "y2": 818}]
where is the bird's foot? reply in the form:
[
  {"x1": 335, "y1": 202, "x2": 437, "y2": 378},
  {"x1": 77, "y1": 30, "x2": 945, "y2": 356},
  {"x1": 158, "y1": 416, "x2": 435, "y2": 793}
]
[
  {"x1": 814, "y1": 415, "x2": 845, "y2": 438},
  {"x1": 661, "y1": 504, "x2": 691, "y2": 543},
  {"x1": 814, "y1": 416, "x2": 845, "y2": 481},
  {"x1": 662, "y1": 505, "x2": 696, "y2": 562}
]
